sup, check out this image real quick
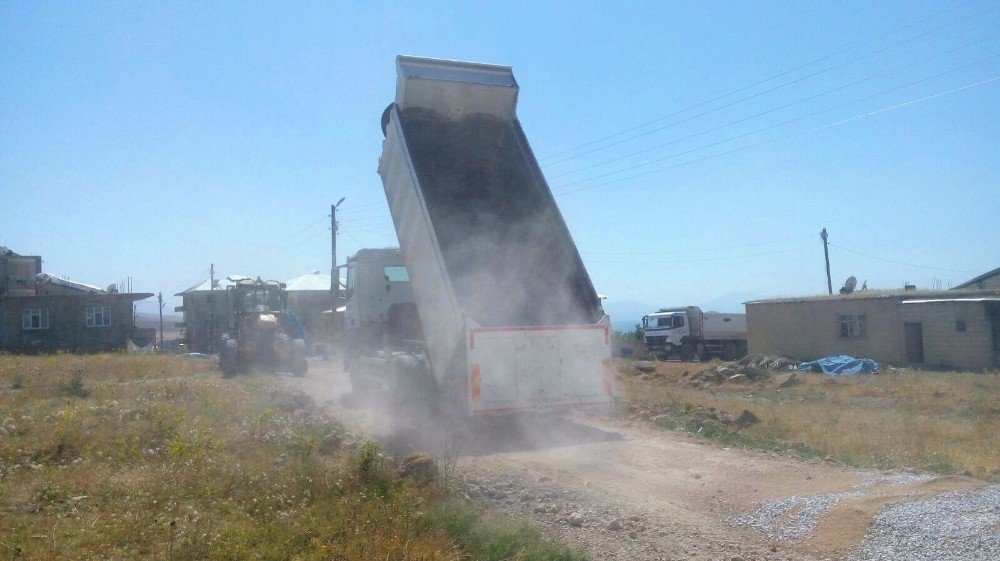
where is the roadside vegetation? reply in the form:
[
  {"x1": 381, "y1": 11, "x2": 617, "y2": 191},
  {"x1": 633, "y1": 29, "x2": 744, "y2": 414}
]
[
  {"x1": 0, "y1": 353, "x2": 584, "y2": 561},
  {"x1": 618, "y1": 358, "x2": 1000, "y2": 481}
]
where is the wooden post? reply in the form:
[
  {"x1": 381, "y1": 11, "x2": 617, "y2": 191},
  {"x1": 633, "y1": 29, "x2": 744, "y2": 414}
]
[{"x1": 821, "y1": 229, "x2": 832, "y2": 295}]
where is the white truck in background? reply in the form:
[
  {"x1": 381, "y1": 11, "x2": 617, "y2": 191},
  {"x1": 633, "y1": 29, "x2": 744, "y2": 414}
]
[
  {"x1": 642, "y1": 306, "x2": 747, "y2": 361},
  {"x1": 344, "y1": 56, "x2": 613, "y2": 420}
]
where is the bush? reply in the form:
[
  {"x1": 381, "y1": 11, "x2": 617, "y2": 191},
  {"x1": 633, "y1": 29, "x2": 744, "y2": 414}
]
[{"x1": 60, "y1": 369, "x2": 89, "y2": 398}]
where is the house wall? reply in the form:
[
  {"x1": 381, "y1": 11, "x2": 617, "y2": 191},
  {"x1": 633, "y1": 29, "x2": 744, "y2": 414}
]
[
  {"x1": 747, "y1": 297, "x2": 997, "y2": 370},
  {"x1": 964, "y1": 275, "x2": 1000, "y2": 291},
  {"x1": 899, "y1": 301, "x2": 995, "y2": 370},
  {"x1": 0, "y1": 254, "x2": 41, "y2": 297},
  {"x1": 747, "y1": 298, "x2": 907, "y2": 364},
  {"x1": 180, "y1": 291, "x2": 229, "y2": 353},
  {"x1": 287, "y1": 290, "x2": 331, "y2": 343},
  {"x1": 0, "y1": 294, "x2": 141, "y2": 352}
]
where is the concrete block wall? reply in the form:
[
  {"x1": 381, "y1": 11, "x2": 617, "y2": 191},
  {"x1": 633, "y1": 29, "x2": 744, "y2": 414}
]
[
  {"x1": 900, "y1": 301, "x2": 994, "y2": 370},
  {"x1": 747, "y1": 298, "x2": 906, "y2": 364}
]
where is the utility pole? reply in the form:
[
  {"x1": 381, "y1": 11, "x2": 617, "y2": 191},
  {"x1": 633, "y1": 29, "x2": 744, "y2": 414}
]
[
  {"x1": 820, "y1": 228, "x2": 832, "y2": 295},
  {"x1": 157, "y1": 292, "x2": 164, "y2": 350},
  {"x1": 209, "y1": 263, "x2": 216, "y2": 353},
  {"x1": 331, "y1": 198, "x2": 346, "y2": 344}
]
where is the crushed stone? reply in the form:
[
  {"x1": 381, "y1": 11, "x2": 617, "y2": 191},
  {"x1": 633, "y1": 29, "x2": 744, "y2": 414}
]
[{"x1": 852, "y1": 485, "x2": 1000, "y2": 561}]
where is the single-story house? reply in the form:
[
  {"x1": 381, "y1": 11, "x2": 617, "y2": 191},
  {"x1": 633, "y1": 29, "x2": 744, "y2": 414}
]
[
  {"x1": 0, "y1": 247, "x2": 152, "y2": 352},
  {"x1": 745, "y1": 288, "x2": 1000, "y2": 371},
  {"x1": 174, "y1": 277, "x2": 237, "y2": 353},
  {"x1": 285, "y1": 272, "x2": 334, "y2": 345},
  {"x1": 952, "y1": 266, "x2": 1000, "y2": 291}
]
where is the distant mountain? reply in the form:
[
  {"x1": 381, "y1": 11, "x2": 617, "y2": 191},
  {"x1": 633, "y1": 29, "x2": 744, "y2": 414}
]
[
  {"x1": 603, "y1": 299, "x2": 656, "y2": 332},
  {"x1": 134, "y1": 312, "x2": 183, "y2": 338},
  {"x1": 603, "y1": 293, "x2": 764, "y2": 332},
  {"x1": 698, "y1": 292, "x2": 761, "y2": 313}
]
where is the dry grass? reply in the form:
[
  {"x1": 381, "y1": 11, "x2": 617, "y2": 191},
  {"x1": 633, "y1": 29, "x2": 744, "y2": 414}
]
[
  {"x1": 619, "y1": 359, "x2": 1000, "y2": 481},
  {"x1": 0, "y1": 353, "x2": 584, "y2": 560}
]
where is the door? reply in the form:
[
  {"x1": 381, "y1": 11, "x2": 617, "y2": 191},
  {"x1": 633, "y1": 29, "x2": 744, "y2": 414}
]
[{"x1": 904, "y1": 322, "x2": 924, "y2": 364}]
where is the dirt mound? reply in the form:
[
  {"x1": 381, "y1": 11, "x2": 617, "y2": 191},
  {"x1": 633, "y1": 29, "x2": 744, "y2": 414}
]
[
  {"x1": 689, "y1": 364, "x2": 768, "y2": 386},
  {"x1": 737, "y1": 354, "x2": 799, "y2": 371},
  {"x1": 397, "y1": 452, "x2": 438, "y2": 483}
]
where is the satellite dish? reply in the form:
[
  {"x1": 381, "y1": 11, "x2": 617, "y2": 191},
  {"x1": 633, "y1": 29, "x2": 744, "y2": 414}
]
[
  {"x1": 839, "y1": 276, "x2": 857, "y2": 294},
  {"x1": 106, "y1": 283, "x2": 119, "y2": 293}
]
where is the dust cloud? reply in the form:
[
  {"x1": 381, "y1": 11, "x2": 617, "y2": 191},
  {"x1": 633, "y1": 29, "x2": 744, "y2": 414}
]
[{"x1": 399, "y1": 107, "x2": 603, "y2": 328}]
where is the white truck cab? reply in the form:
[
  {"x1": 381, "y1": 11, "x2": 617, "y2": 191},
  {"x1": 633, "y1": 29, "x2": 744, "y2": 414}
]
[{"x1": 642, "y1": 306, "x2": 747, "y2": 361}]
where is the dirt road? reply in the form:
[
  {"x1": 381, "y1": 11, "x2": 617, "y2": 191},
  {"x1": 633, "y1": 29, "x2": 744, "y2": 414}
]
[{"x1": 291, "y1": 359, "x2": 988, "y2": 561}]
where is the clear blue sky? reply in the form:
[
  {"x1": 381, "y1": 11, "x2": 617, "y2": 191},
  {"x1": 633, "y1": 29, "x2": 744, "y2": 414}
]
[{"x1": 2, "y1": 1, "x2": 998, "y2": 319}]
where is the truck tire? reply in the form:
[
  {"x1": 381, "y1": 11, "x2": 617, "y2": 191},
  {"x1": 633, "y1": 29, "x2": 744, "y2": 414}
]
[
  {"x1": 679, "y1": 344, "x2": 696, "y2": 362},
  {"x1": 722, "y1": 342, "x2": 740, "y2": 362}
]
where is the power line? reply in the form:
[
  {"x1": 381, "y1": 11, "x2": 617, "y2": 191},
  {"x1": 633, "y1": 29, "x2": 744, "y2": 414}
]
[
  {"x1": 553, "y1": 74, "x2": 1000, "y2": 197},
  {"x1": 829, "y1": 243, "x2": 979, "y2": 273},
  {"x1": 346, "y1": 199, "x2": 390, "y2": 211},
  {"x1": 548, "y1": 32, "x2": 999, "y2": 181},
  {"x1": 542, "y1": 1, "x2": 998, "y2": 164},
  {"x1": 580, "y1": 234, "x2": 812, "y2": 255},
  {"x1": 555, "y1": 55, "x2": 999, "y2": 191},
  {"x1": 584, "y1": 244, "x2": 813, "y2": 265}
]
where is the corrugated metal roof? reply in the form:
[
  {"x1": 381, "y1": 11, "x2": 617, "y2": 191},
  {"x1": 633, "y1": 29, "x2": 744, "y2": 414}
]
[
  {"x1": 36, "y1": 273, "x2": 104, "y2": 293},
  {"x1": 175, "y1": 276, "x2": 240, "y2": 295},
  {"x1": 953, "y1": 266, "x2": 1000, "y2": 290},
  {"x1": 901, "y1": 298, "x2": 1000, "y2": 304},
  {"x1": 745, "y1": 288, "x2": 1000, "y2": 305},
  {"x1": 285, "y1": 273, "x2": 349, "y2": 292}
]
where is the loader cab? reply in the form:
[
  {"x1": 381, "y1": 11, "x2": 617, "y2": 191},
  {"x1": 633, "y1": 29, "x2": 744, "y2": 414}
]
[{"x1": 226, "y1": 278, "x2": 287, "y2": 329}]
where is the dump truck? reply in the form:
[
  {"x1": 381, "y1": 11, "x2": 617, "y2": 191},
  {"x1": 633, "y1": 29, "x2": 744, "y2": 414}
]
[
  {"x1": 642, "y1": 306, "x2": 747, "y2": 361},
  {"x1": 345, "y1": 55, "x2": 613, "y2": 418},
  {"x1": 219, "y1": 276, "x2": 308, "y2": 377}
]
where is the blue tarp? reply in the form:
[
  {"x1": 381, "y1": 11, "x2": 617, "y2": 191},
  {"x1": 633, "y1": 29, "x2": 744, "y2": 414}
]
[
  {"x1": 282, "y1": 309, "x2": 309, "y2": 347},
  {"x1": 797, "y1": 355, "x2": 880, "y2": 375}
]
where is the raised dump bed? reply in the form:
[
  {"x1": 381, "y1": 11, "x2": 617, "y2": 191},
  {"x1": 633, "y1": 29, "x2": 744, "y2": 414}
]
[{"x1": 378, "y1": 56, "x2": 611, "y2": 415}]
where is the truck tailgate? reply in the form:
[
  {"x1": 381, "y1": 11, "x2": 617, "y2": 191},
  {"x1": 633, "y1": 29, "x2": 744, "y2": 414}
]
[{"x1": 467, "y1": 324, "x2": 613, "y2": 414}]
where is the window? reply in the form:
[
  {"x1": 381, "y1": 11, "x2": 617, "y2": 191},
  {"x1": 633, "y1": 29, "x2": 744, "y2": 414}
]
[
  {"x1": 838, "y1": 314, "x2": 867, "y2": 339},
  {"x1": 955, "y1": 318, "x2": 967, "y2": 332},
  {"x1": 643, "y1": 315, "x2": 683, "y2": 329},
  {"x1": 22, "y1": 308, "x2": 49, "y2": 330},
  {"x1": 86, "y1": 306, "x2": 110, "y2": 327},
  {"x1": 346, "y1": 266, "x2": 356, "y2": 289},
  {"x1": 383, "y1": 266, "x2": 409, "y2": 282}
]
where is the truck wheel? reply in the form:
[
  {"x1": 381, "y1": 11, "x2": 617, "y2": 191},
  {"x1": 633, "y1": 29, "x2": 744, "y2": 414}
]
[
  {"x1": 722, "y1": 343, "x2": 739, "y2": 362},
  {"x1": 679, "y1": 344, "x2": 696, "y2": 362}
]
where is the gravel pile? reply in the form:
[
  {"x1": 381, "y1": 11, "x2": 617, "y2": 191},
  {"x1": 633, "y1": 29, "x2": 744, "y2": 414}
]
[
  {"x1": 853, "y1": 472, "x2": 933, "y2": 489},
  {"x1": 852, "y1": 485, "x2": 1000, "y2": 561},
  {"x1": 464, "y1": 475, "x2": 752, "y2": 561},
  {"x1": 734, "y1": 490, "x2": 864, "y2": 541}
]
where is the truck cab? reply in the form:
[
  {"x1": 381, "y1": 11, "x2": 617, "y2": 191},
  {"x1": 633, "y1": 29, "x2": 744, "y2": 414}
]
[
  {"x1": 341, "y1": 248, "x2": 424, "y2": 393},
  {"x1": 643, "y1": 309, "x2": 699, "y2": 360}
]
